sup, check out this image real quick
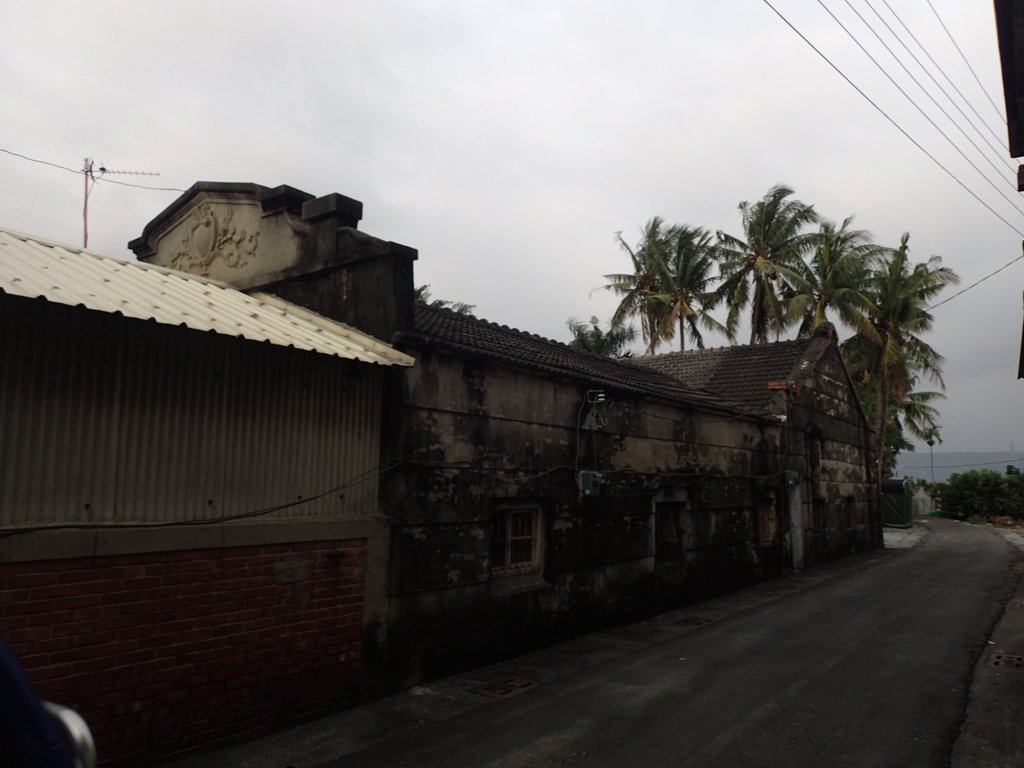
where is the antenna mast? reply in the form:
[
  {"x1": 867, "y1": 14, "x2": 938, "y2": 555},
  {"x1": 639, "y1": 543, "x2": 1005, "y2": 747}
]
[{"x1": 81, "y1": 157, "x2": 160, "y2": 248}]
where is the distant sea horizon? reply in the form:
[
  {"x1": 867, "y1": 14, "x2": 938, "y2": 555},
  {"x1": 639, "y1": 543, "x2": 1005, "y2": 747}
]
[{"x1": 895, "y1": 451, "x2": 1024, "y2": 483}]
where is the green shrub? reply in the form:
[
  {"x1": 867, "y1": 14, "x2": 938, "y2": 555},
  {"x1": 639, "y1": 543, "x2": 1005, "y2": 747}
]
[{"x1": 934, "y1": 467, "x2": 1024, "y2": 521}]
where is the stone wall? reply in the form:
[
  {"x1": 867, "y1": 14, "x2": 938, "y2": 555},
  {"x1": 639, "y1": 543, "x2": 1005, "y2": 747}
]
[
  {"x1": 786, "y1": 347, "x2": 879, "y2": 565},
  {"x1": 374, "y1": 348, "x2": 786, "y2": 688}
]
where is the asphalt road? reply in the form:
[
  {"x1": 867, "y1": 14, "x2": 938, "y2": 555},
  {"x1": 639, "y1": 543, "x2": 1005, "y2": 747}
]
[{"x1": 319, "y1": 519, "x2": 1023, "y2": 768}]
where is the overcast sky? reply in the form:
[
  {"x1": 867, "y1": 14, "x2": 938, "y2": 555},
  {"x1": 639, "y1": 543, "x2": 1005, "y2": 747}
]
[{"x1": 3, "y1": 1, "x2": 1022, "y2": 456}]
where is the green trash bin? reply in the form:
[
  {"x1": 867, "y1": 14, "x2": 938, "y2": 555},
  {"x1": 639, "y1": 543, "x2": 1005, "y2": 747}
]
[{"x1": 880, "y1": 478, "x2": 913, "y2": 528}]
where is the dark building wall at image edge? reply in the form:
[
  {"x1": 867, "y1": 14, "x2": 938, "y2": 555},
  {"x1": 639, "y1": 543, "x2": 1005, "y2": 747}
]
[
  {"x1": 992, "y1": 1, "x2": 1024, "y2": 377},
  {"x1": 995, "y1": 0, "x2": 1024, "y2": 160}
]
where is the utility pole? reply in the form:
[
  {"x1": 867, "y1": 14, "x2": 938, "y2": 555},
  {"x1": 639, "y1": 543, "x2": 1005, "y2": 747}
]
[
  {"x1": 82, "y1": 157, "x2": 92, "y2": 248},
  {"x1": 81, "y1": 157, "x2": 160, "y2": 248},
  {"x1": 922, "y1": 426, "x2": 941, "y2": 485}
]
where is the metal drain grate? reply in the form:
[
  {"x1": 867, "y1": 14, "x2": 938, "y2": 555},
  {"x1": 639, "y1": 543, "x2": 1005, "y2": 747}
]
[
  {"x1": 988, "y1": 653, "x2": 1024, "y2": 669},
  {"x1": 471, "y1": 677, "x2": 535, "y2": 698}
]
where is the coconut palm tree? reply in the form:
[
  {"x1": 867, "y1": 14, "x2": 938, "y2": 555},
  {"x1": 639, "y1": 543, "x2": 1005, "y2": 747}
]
[
  {"x1": 782, "y1": 217, "x2": 883, "y2": 338},
  {"x1": 919, "y1": 424, "x2": 942, "y2": 484},
  {"x1": 841, "y1": 233, "x2": 959, "y2": 484},
  {"x1": 566, "y1": 316, "x2": 637, "y2": 358},
  {"x1": 900, "y1": 386, "x2": 944, "y2": 441},
  {"x1": 414, "y1": 285, "x2": 475, "y2": 315},
  {"x1": 851, "y1": 382, "x2": 944, "y2": 480},
  {"x1": 603, "y1": 217, "x2": 675, "y2": 354},
  {"x1": 604, "y1": 220, "x2": 727, "y2": 353},
  {"x1": 716, "y1": 185, "x2": 819, "y2": 344},
  {"x1": 648, "y1": 225, "x2": 727, "y2": 350}
]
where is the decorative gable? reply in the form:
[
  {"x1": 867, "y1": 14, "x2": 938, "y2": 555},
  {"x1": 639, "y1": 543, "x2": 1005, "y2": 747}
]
[{"x1": 129, "y1": 182, "x2": 361, "y2": 289}]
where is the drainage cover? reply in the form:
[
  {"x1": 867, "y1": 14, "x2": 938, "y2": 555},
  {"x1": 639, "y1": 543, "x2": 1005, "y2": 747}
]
[
  {"x1": 471, "y1": 677, "x2": 535, "y2": 698},
  {"x1": 988, "y1": 653, "x2": 1024, "y2": 669}
]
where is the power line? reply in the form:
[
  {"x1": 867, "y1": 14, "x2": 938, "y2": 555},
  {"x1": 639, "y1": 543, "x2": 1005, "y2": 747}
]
[
  {"x1": 818, "y1": 0, "x2": 1024, "y2": 217},
  {"x1": 926, "y1": 252, "x2": 1024, "y2": 311},
  {"x1": 856, "y1": 0, "x2": 1016, "y2": 176},
  {"x1": 925, "y1": 0, "x2": 1007, "y2": 125},
  {"x1": 878, "y1": 0, "x2": 1009, "y2": 151},
  {"x1": 901, "y1": 457, "x2": 1024, "y2": 470},
  {"x1": 0, "y1": 147, "x2": 184, "y2": 192},
  {"x1": 95, "y1": 175, "x2": 185, "y2": 193},
  {"x1": 759, "y1": 0, "x2": 1024, "y2": 239},
  {"x1": 0, "y1": 147, "x2": 80, "y2": 175},
  {"x1": 834, "y1": 1, "x2": 1024, "y2": 313}
]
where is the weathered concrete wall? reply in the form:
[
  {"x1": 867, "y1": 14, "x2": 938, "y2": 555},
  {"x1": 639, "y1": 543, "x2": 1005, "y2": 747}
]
[{"x1": 374, "y1": 348, "x2": 789, "y2": 688}]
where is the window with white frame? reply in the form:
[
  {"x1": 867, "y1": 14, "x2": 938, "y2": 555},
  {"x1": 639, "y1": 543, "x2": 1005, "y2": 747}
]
[{"x1": 490, "y1": 506, "x2": 542, "y2": 574}]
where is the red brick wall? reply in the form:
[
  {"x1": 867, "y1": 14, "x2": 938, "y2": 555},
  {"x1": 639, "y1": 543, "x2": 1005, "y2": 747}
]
[{"x1": 0, "y1": 539, "x2": 366, "y2": 766}]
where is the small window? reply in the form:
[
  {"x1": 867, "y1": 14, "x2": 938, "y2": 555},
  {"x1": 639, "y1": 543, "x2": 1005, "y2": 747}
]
[{"x1": 491, "y1": 506, "x2": 541, "y2": 574}]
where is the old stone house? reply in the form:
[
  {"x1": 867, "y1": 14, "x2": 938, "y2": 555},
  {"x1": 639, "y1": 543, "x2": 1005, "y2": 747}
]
[
  {"x1": 129, "y1": 181, "x2": 880, "y2": 690},
  {"x1": 637, "y1": 325, "x2": 881, "y2": 571},
  {"x1": 372, "y1": 313, "x2": 879, "y2": 686},
  {"x1": 377, "y1": 305, "x2": 792, "y2": 686}
]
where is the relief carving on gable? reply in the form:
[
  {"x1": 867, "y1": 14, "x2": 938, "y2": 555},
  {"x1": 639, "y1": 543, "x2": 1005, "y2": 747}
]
[{"x1": 170, "y1": 202, "x2": 259, "y2": 275}]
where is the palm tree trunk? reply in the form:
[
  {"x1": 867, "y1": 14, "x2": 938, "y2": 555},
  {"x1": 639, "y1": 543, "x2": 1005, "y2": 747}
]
[
  {"x1": 874, "y1": 376, "x2": 889, "y2": 488},
  {"x1": 679, "y1": 317, "x2": 686, "y2": 351},
  {"x1": 750, "y1": 278, "x2": 766, "y2": 345}
]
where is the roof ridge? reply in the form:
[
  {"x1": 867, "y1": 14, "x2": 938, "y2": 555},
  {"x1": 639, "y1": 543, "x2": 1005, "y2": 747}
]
[
  {"x1": 410, "y1": 305, "x2": 741, "y2": 409},
  {"x1": 639, "y1": 336, "x2": 808, "y2": 361},
  {"x1": 416, "y1": 304, "x2": 612, "y2": 358}
]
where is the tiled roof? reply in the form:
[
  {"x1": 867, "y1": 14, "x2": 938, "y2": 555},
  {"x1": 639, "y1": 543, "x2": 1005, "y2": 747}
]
[
  {"x1": 635, "y1": 338, "x2": 814, "y2": 412},
  {"x1": 0, "y1": 228, "x2": 414, "y2": 366},
  {"x1": 407, "y1": 305, "x2": 737, "y2": 409}
]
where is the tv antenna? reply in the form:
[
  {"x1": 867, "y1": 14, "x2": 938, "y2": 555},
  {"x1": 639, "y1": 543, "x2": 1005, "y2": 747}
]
[{"x1": 82, "y1": 157, "x2": 160, "y2": 248}]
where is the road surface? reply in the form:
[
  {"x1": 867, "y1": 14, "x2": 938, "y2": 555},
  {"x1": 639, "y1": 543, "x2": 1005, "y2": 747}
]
[{"x1": 320, "y1": 519, "x2": 1022, "y2": 768}]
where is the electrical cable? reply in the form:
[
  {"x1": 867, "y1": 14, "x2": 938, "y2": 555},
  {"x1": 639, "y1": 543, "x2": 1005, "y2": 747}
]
[
  {"x1": 841, "y1": 0, "x2": 1017, "y2": 185},
  {"x1": 0, "y1": 461, "x2": 406, "y2": 538},
  {"x1": 925, "y1": 0, "x2": 1007, "y2": 124},
  {"x1": 901, "y1": 457, "x2": 1024, "y2": 470},
  {"x1": 94, "y1": 176, "x2": 185, "y2": 193},
  {"x1": 863, "y1": 0, "x2": 1014, "y2": 171},
  {"x1": 0, "y1": 148, "x2": 82, "y2": 174},
  {"x1": 926, "y1": 253, "x2": 1024, "y2": 311},
  {"x1": 818, "y1": 0, "x2": 1024, "y2": 216},
  {"x1": 0, "y1": 147, "x2": 184, "y2": 192},
  {"x1": 0, "y1": 434, "x2": 799, "y2": 537},
  {"x1": 759, "y1": 0, "x2": 1024, "y2": 239},
  {"x1": 879, "y1": 0, "x2": 1009, "y2": 148}
]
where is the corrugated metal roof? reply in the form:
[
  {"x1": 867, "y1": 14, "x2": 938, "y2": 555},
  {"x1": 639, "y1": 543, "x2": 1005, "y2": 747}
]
[{"x1": 0, "y1": 228, "x2": 414, "y2": 366}]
